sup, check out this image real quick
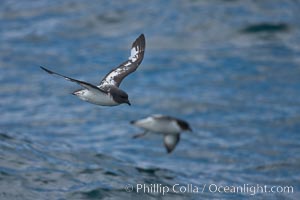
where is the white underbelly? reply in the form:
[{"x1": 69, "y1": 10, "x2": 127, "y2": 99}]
[
  {"x1": 135, "y1": 117, "x2": 180, "y2": 134},
  {"x1": 77, "y1": 89, "x2": 118, "y2": 106}
]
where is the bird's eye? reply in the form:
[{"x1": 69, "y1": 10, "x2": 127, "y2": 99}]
[{"x1": 121, "y1": 93, "x2": 128, "y2": 98}]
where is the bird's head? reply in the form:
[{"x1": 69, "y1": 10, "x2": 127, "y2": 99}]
[{"x1": 110, "y1": 87, "x2": 131, "y2": 106}]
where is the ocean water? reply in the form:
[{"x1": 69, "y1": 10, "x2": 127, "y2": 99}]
[{"x1": 1, "y1": 0, "x2": 300, "y2": 199}]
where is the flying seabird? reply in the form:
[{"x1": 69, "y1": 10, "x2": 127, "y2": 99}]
[
  {"x1": 131, "y1": 114, "x2": 192, "y2": 153},
  {"x1": 40, "y1": 34, "x2": 145, "y2": 106}
]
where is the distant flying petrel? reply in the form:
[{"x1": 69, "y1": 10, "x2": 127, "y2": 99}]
[
  {"x1": 131, "y1": 114, "x2": 192, "y2": 153},
  {"x1": 41, "y1": 34, "x2": 145, "y2": 106}
]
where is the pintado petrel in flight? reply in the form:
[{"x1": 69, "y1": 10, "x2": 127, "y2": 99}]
[
  {"x1": 41, "y1": 34, "x2": 145, "y2": 106},
  {"x1": 131, "y1": 114, "x2": 192, "y2": 153}
]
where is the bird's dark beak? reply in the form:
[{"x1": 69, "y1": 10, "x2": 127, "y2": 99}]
[
  {"x1": 127, "y1": 101, "x2": 131, "y2": 106},
  {"x1": 188, "y1": 127, "x2": 193, "y2": 132}
]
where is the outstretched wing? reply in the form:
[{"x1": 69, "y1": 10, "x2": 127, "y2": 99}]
[
  {"x1": 40, "y1": 66, "x2": 106, "y2": 93},
  {"x1": 99, "y1": 34, "x2": 145, "y2": 88},
  {"x1": 164, "y1": 134, "x2": 180, "y2": 153}
]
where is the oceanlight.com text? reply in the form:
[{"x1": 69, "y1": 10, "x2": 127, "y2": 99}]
[{"x1": 124, "y1": 183, "x2": 294, "y2": 196}]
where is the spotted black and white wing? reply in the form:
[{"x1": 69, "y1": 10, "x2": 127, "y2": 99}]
[
  {"x1": 99, "y1": 34, "x2": 145, "y2": 88},
  {"x1": 40, "y1": 66, "x2": 106, "y2": 94}
]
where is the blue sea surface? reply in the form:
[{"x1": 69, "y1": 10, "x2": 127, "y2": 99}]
[{"x1": 0, "y1": 0, "x2": 300, "y2": 199}]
